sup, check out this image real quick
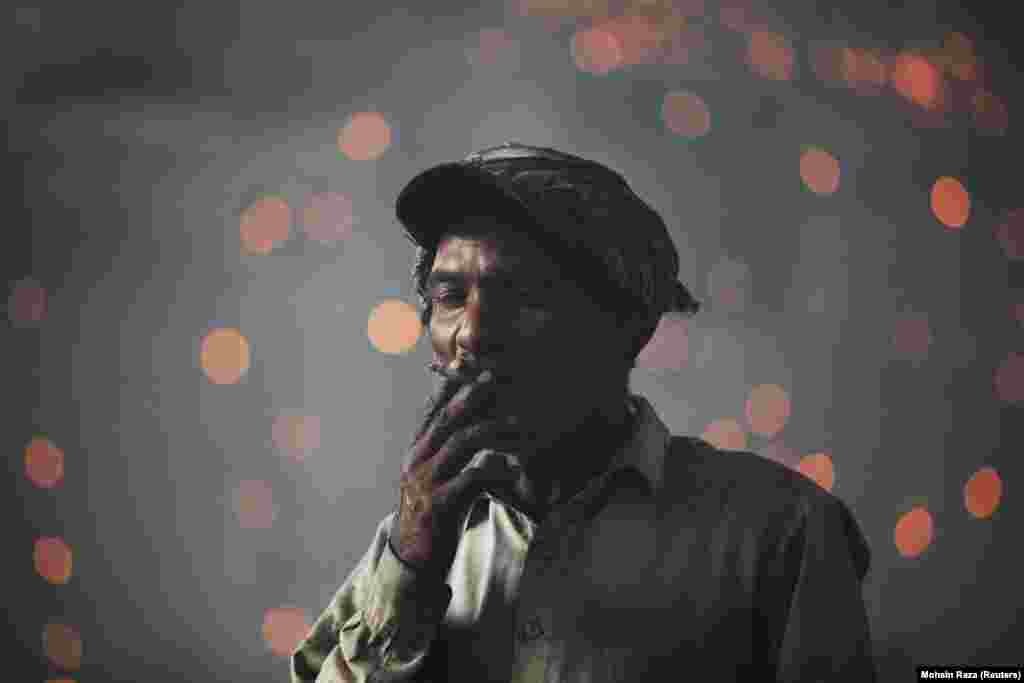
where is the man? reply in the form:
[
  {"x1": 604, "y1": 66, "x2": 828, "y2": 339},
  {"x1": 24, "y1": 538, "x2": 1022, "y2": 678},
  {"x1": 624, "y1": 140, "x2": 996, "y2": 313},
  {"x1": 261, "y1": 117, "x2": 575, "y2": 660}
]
[{"x1": 291, "y1": 143, "x2": 876, "y2": 682}]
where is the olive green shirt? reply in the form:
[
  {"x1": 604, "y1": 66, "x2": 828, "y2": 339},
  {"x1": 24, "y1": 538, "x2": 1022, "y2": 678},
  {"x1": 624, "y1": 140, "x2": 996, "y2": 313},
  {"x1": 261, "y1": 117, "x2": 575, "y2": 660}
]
[{"x1": 291, "y1": 395, "x2": 875, "y2": 682}]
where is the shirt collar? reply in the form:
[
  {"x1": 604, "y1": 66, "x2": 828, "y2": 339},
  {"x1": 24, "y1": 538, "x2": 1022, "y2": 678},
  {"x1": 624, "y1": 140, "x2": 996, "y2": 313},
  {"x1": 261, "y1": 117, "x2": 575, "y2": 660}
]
[
  {"x1": 603, "y1": 393, "x2": 671, "y2": 496},
  {"x1": 548, "y1": 393, "x2": 671, "y2": 504}
]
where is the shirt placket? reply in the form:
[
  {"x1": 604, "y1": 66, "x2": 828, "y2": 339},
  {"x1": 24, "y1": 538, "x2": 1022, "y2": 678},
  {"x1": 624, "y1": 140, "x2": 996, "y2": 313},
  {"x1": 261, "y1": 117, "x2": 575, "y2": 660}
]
[{"x1": 510, "y1": 497, "x2": 589, "y2": 683}]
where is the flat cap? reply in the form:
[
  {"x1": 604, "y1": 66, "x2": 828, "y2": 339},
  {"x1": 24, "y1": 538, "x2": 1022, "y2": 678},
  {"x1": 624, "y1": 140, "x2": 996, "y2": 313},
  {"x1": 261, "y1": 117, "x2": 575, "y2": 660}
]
[{"x1": 397, "y1": 142, "x2": 699, "y2": 332}]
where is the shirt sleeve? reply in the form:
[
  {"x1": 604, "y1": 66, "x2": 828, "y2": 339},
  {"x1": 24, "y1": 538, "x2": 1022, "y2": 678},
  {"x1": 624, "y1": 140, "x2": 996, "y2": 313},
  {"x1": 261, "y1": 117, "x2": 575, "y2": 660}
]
[
  {"x1": 291, "y1": 512, "x2": 453, "y2": 683},
  {"x1": 773, "y1": 493, "x2": 877, "y2": 683}
]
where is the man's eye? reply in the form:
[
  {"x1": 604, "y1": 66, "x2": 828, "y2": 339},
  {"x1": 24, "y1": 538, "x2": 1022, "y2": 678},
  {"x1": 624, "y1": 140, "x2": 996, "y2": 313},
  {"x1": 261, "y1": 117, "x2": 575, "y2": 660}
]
[{"x1": 433, "y1": 290, "x2": 464, "y2": 304}]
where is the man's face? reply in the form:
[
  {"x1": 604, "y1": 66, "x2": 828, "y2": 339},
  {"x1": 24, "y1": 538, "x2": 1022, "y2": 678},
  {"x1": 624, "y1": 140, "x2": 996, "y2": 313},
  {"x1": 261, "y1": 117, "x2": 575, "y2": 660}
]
[{"x1": 426, "y1": 213, "x2": 628, "y2": 448}]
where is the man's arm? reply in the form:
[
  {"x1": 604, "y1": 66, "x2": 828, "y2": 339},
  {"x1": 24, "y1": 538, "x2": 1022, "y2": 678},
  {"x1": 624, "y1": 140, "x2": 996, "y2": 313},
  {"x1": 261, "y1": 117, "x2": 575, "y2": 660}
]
[
  {"x1": 291, "y1": 512, "x2": 452, "y2": 683},
  {"x1": 771, "y1": 492, "x2": 877, "y2": 683}
]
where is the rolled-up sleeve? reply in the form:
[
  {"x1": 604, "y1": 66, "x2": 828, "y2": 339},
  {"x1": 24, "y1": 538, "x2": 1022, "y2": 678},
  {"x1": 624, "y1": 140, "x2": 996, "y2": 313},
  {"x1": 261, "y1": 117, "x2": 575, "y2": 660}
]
[
  {"x1": 774, "y1": 493, "x2": 876, "y2": 683},
  {"x1": 291, "y1": 512, "x2": 453, "y2": 683}
]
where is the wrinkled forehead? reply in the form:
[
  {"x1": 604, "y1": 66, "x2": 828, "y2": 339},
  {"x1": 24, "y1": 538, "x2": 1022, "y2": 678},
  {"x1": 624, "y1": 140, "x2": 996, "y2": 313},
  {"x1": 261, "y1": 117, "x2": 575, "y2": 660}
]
[{"x1": 431, "y1": 214, "x2": 562, "y2": 278}]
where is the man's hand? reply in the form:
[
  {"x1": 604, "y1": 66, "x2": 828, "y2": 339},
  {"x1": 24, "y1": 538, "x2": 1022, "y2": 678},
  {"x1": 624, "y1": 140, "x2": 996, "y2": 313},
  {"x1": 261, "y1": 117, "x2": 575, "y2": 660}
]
[{"x1": 392, "y1": 370, "x2": 523, "y2": 577}]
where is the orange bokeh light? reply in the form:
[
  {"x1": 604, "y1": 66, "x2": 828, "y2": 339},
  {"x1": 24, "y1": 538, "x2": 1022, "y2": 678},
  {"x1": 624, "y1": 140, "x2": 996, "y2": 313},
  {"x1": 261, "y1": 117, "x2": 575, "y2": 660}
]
[
  {"x1": 338, "y1": 112, "x2": 392, "y2": 161},
  {"x1": 799, "y1": 147, "x2": 841, "y2": 195},
  {"x1": 890, "y1": 53, "x2": 942, "y2": 109},
  {"x1": 301, "y1": 192, "x2": 354, "y2": 245},
  {"x1": 367, "y1": 299, "x2": 422, "y2": 354},
  {"x1": 43, "y1": 622, "x2": 82, "y2": 671},
  {"x1": 894, "y1": 506, "x2": 933, "y2": 558},
  {"x1": 661, "y1": 90, "x2": 711, "y2": 138},
  {"x1": 272, "y1": 414, "x2": 322, "y2": 463},
  {"x1": 263, "y1": 606, "x2": 311, "y2": 658},
  {"x1": 747, "y1": 30, "x2": 794, "y2": 81},
  {"x1": 234, "y1": 479, "x2": 277, "y2": 530},
  {"x1": 701, "y1": 418, "x2": 747, "y2": 452},
  {"x1": 930, "y1": 176, "x2": 970, "y2": 229},
  {"x1": 964, "y1": 466, "x2": 1002, "y2": 519},
  {"x1": 34, "y1": 536, "x2": 73, "y2": 585},
  {"x1": 600, "y1": 14, "x2": 667, "y2": 68},
  {"x1": 8, "y1": 277, "x2": 48, "y2": 325},
  {"x1": 745, "y1": 383, "x2": 791, "y2": 438},
  {"x1": 25, "y1": 437, "x2": 65, "y2": 489},
  {"x1": 572, "y1": 25, "x2": 623, "y2": 75},
  {"x1": 240, "y1": 196, "x2": 291, "y2": 255},
  {"x1": 200, "y1": 327, "x2": 251, "y2": 385},
  {"x1": 796, "y1": 452, "x2": 834, "y2": 492},
  {"x1": 994, "y1": 352, "x2": 1024, "y2": 403}
]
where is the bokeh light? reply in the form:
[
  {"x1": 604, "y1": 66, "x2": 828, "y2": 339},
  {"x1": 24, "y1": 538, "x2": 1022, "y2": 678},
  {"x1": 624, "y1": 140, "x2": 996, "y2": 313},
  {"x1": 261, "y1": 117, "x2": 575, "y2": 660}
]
[
  {"x1": 272, "y1": 414, "x2": 322, "y2": 463},
  {"x1": 942, "y1": 32, "x2": 977, "y2": 81},
  {"x1": 746, "y1": 30, "x2": 795, "y2": 81},
  {"x1": 930, "y1": 176, "x2": 970, "y2": 229},
  {"x1": 890, "y1": 53, "x2": 942, "y2": 110},
  {"x1": 200, "y1": 327, "x2": 251, "y2": 385},
  {"x1": 635, "y1": 314, "x2": 690, "y2": 371},
  {"x1": 799, "y1": 147, "x2": 841, "y2": 195},
  {"x1": 240, "y1": 196, "x2": 291, "y2": 255},
  {"x1": 571, "y1": 25, "x2": 623, "y2": 75},
  {"x1": 1013, "y1": 302, "x2": 1024, "y2": 325},
  {"x1": 301, "y1": 192, "x2": 355, "y2": 245},
  {"x1": 34, "y1": 536, "x2": 73, "y2": 585},
  {"x1": 796, "y1": 451, "x2": 835, "y2": 492},
  {"x1": 8, "y1": 277, "x2": 48, "y2": 325},
  {"x1": 994, "y1": 352, "x2": 1024, "y2": 403},
  {"x1": 25, "y1": 437, "x2": 65, "y2": 489},
  {"x1": 233, "y1": 479, "x2": 277, "y2": 530},
  {"x1": 338, "y1": 111, "x2": 392, "y2": 161},
  {"x1": 745, "y1": 383, "x2": 791, "y2": 438},
  {"x1": 964, "y1": 466, "x2": 1002, "y2": 519},
  {"x1": 46, "y1": 678, "x2": 76, "y2": 683},
  {"x1": 367, "y1": 299, "x2": 422, "y2": 354},
  {"x1": 43, "y1": 622, "x2": 82, "y2": 671},
  {"x1": 995, "y1": 208, "x2": 1024, "y2": 259},
  {"x1": 894, "y1": 506, "x2": 934, "y2": 558},
  {"x1": 600, "y1": 14, "x2": 665, "y2": 68},
  {"x1": 467, "y1": 27, "x2": 521, "y2": 68},
  {"x1": 701, "y1": 418, "x2": 747, "y2": 451},
  {"x1": 262, "y1": 606, "x2": 311, "y2": 658},
  {"x1": 840, "y1": 47, "x2": 888, "y2": 95},
  {"x1": 971, "y1": 89, "x2": 1009, "y2": 135},
  {"x1": 661, "y1": 90, "x2": 711, "y2": 138},
  {"x1": 892, "y1": 313, "x2": 932, "y2": 360},
  {"x1": 758, "y1": 439, "x2": 800, "y2": 468},
  {"x1": 706, "y1": 257, "x2": 750, "y2": 312},
  {"x1": 719, "y1": 0, "x2": 761, "y2": 33}
]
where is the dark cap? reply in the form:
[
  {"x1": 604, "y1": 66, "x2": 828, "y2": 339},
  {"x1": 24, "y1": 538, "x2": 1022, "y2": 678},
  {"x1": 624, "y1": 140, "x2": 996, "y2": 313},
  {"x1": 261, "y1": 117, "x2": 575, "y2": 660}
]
[{"x1": 397, "y1": 142, "x2": 700, "y2": 349}]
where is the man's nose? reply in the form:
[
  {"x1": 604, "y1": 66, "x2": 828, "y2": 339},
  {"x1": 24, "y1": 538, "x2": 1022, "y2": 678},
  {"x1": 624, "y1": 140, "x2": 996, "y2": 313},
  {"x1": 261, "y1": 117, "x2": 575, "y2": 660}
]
[{"x1": 454, "y1": 290, "x2": 511, "y2": 357}]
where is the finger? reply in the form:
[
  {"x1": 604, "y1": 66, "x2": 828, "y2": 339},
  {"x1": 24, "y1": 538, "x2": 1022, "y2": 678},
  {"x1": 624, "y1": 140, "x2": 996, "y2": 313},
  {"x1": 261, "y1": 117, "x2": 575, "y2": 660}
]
[
  {"x1": 431, "y1": 415, "x2": 522, "y2": 483},
  {"x1": 414, "y1": 371, "x2": 498, "y2": 463}
]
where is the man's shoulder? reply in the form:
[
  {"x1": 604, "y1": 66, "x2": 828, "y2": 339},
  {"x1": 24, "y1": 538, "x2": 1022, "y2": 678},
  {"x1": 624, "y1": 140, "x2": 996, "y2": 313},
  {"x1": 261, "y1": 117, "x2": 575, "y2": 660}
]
[{"x1": 663, "y1": 434, "x2": 843, "y2": 517}]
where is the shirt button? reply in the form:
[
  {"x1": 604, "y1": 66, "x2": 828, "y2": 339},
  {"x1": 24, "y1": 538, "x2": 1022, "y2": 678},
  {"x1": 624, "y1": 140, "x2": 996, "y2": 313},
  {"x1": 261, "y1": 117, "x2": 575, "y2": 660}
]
[{"x1": 518, "y1": 616, "x2": 545, "y2": 643}]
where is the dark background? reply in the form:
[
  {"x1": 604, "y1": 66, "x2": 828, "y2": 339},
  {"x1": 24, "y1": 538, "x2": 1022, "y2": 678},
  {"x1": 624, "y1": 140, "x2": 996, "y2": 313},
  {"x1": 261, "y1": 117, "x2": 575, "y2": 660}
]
[{"x1": 5, "y1": 1, "x2": 1022, "y2": 681}]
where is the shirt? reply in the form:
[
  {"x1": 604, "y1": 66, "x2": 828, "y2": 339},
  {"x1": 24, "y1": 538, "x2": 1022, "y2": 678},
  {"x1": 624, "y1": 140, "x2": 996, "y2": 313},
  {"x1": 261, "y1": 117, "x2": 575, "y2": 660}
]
[{"x1": 291, "y1": 394, "x2": 876, "y2": 682}]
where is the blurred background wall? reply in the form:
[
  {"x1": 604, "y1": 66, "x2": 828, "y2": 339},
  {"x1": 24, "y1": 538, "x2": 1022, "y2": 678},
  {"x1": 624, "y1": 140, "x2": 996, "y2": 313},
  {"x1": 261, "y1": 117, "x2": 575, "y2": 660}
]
[{"x1": 5, "y1": 1, "x2": 1021, "y2": 681}]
